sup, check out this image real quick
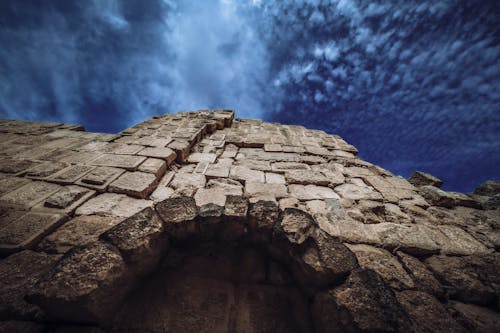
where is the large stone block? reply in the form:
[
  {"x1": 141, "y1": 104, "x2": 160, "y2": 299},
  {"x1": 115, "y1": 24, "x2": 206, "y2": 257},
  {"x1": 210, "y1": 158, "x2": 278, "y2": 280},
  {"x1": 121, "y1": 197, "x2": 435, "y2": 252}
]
[
  {"x1": 156, "y1": 196, "x2": 198, "y2": 239},
  {"x1": 27, "y1": 242, "x2": 131, "y2": 324}
]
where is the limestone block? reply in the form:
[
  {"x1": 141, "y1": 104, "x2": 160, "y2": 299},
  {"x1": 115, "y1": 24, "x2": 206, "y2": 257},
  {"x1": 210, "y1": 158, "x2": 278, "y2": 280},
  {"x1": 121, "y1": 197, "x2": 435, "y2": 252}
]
[
  {"x1": 449, "y1": 301, "x2": 500, "y2": 333},
  {"x1": 229, "y1": 166, "x2": 265, "y2": 183},
  {"x1": 206, "y1": 178, "x2": 243, "y2": 195},
  {"x1": 289, "y1": 184, "x2": 340, "y2": 200},
  {"x1": 169, "y1": 172, "x2": 206, "y2": 190},
  {"x1": 408, "y1": 171, "x2": 443, "y2": 188},
  {"x1": 396, "y1": 251, "x2": 444, "y2": 298},
  {"x1": 245, "y1": 182, "x2": 288, "y2": 199},
  {"x1": 0, "y1": 181, "x2": 62, "y2": 209},
  {"x1": 0, "y1": 250, "x2": 59, "y2": 319},
  {"x1": 313, "y1": 269, "x2": 411, "y2": 333},
  {"x1": 0, "y1": 176, "x2": 30, "y2": 196},
  {"x1": 138, "y1": 158, "x2": 167, "y2": 177},
  {"x1": 346, "y1": 244, "x2": 414, "y2": 290},
  {"x1": 285, "y1": 170, "x2": 330, "y2": 186},
  {"x1": 265, "y1": 172, "x2": 285, "y2": 184},
  {"x1": 194, "y1": 188, "x2": 227, "y2": 207},
  {"x1": 48, "y1": 165, "x2": 95, "y2": 185},
  {"x1": 91, "y1": 153, "x2": 146, "y2": 171},
  {"x1": 0, "y1": 212, "x2": 68, "y2": 253},
  {"x1": 75, "y1": 193, "x2": 153, "y2": 218},
  {"x1": 101, "y1": 207, "x2": 167, "y2": 276},
  {"x1": 156, "y1": 196, "x2": 198, "y2": 238},
  {"x1": 396, "y1": 290, "x2": 466, "y2": 333},
  {"x1": 38, "y1": 215, "x2": 122, "y2": 254},
  {"x1": 138, "y1": 147, "x2": 176, "y2": 164},
  {"x1": 108, "y1": 171, "x2": 158, "y2": 199},
  {"x1": 76, "y1": 166, "x2": 125, "y2": 191},
  {"x1": 27, "y1": 242, "x2": 131, "y2": 324},
  {"x1": 334, "y1": 183, "x2": 383, "y2": 201},
  {"x1": 187, "y1": 152, "x2": 217, "y2": 163}
]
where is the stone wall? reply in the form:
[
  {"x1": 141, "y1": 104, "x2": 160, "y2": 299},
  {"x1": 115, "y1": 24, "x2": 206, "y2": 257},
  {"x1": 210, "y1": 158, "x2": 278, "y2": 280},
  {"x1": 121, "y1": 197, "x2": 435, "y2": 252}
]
[{"x1": 0, "y1": 110, "x2": 498, "y2": 332}]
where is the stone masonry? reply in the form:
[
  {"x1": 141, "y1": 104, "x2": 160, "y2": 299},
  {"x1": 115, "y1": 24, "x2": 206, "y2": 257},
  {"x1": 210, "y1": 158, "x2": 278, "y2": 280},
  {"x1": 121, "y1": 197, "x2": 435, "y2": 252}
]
[{"x1": 0, "y1": 110, "x2": 499, "y2": 332}]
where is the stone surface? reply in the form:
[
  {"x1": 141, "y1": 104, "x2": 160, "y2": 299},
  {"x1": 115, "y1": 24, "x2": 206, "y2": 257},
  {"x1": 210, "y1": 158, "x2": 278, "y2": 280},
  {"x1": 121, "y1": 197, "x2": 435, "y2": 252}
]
[
  {"x1": 425, "y1": 254, "x2": 500, "y2": 307},
  {"x1": 289, "y1": 184, "x2": 340, "y2": 200},
  {"x1": 408, "y1": 170, "x2": 444, "y2": 188},
  {"x1": 396, "y1": 251, "x2": 444, "y2": 298},
  {"x1": 313, "y1": 268, "x2": 411, "y2": 333},
  {"x1": 76, "y1": 166, "x2": 125, "y2": 191},
  {"x1": 420, "y1": 185, "x2": 480, "y2": 208},
  {"x1": 194, "y1": 188, "x2": 227, "y2": 207},
  {"x1": 38, "y1": 215, "x2": 122, "y2": 254},
  {"x1": 245, "y1": 181, "x2": 288, "y2": 199},
  {"x1": 138, "y1": 158, "x2": 167, "y2": 177},
  {"x1": 169, "y1": 172, "x2": 206, "y2": 190},
  {"x1": 156, "y1": 196, "x2": 198, "y2": 238},
  {"x1": 0, "y1": 181, "x2": 61, "y2": 209},
  {"x1": 91, "y1": 154, "x2": 146, "y2": 171},
  {"x1": 75, "y1": 193, "x2": 152, "y2": 218},
  {"x1": 285, "y1": 170, "x2": 330, "y2": 186},
  {"x1": 27, "y1": 242, "x2": 131, "y2": 324},
  {"x1": 101, "y1": 207, "x2": 167, "y2": 275},
  {"x1": 138, "y1": 147, "x2": 176, "y2": 164},
  {"x1": 108, "y1": 171, "x2": 158, "y2": 199},
  {"x1": 0, "y1": 250, "x2": 59, "y2": 320},
  {"x1": 346, "y1": 244, "x2": 414, "y2": 290},
  {"x1": 0, "y1": 212, "x2": 68, "y2": 253},
  {"x1": 449, "y1": 301, "x2": 500, "y2": 333},
  {"x1": 396, "y1": 290, "x2": 466, "y2": 333},
  {"x1": 474, "y1": 180, "x2": 500, "y2": 196}
]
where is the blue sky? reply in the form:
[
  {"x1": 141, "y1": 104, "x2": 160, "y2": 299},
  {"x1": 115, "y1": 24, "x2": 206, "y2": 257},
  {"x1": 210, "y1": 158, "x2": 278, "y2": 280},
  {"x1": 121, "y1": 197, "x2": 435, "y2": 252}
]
[{"x1": 0, "y1": 0, "x2": 499, "y2": 192}]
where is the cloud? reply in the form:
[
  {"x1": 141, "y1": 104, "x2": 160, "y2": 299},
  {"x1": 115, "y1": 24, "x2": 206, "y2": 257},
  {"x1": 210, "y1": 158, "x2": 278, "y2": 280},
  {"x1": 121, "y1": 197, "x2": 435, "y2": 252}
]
[{"x1": 0, "y1": 0, "x2": 499, "y2": 191}]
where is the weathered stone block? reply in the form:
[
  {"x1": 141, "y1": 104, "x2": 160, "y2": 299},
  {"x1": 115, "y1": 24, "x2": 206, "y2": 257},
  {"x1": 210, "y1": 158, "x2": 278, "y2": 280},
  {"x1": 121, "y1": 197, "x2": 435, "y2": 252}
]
[
  {"x1": 108, "y1": 171, "x2": 158, "y2": 199},
  {"x1": 76, "y1": 166, "x2": 125, "y2": 191},
  {"x1": 91, "y1": 154, "x2": 146, "y2": 171},
  {"x1": 0, "y1": 212, "x2": 68, "y2": 253},
  {"x1": 0, "y1": 181, "x2": 62, "y2": 209},
  {"x1": 75, "y1": 193, "x2": 153, "y2": 218},
  {"x1": 0, "y1": 250, "x2": 59, "y2": 320},
  {"x1": 101, "y1": 207, "x2": 167, "y2": 276},
  {"x1": 156, "y1": 196, "x2": 198, "y2": 238},
  {"x1": 408, "y1": 171, "x2": 443, "y2": 188},
  {"x1": 138, "y1": 147, "x2": 176, "y2": 164},
  {"x1": 27, "y1": 242, "x2": 131, "y2": 324}
]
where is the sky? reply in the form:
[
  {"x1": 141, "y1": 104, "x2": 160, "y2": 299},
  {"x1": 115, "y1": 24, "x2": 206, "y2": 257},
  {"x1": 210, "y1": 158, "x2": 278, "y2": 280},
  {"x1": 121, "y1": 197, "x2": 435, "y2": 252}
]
[{"x1": 0, "y1": 0, "x2": 499, "y2": 192}]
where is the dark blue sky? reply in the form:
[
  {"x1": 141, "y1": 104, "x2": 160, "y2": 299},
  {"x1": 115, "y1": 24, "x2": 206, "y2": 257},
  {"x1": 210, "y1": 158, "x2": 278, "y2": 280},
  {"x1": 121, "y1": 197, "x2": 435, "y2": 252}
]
[{"x1": 0, "y1": 0, "x2": 499, "y2": 192}]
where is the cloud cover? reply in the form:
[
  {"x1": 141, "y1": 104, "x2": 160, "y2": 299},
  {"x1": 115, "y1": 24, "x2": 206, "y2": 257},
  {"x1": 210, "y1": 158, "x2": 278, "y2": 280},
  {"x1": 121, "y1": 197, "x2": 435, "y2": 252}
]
[{"x1": 0, "y1": 0, "x2": 499, "y2": 191}]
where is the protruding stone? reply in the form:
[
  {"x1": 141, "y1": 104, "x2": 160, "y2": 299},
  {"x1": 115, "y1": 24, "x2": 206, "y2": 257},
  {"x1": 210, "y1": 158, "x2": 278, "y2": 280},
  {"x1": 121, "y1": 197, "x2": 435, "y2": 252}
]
[
  {"x1": 408, "y1": 171, "x2": 443, "y2": 188},
  {"x1": 449, "y1": 301, "x2": 500, "y2": 333},
  {"x1": 27, "y1": 242, "x2": 131, "y2": 324},
  {"x1": 396, "y1": 251, "x2": 444, "y2": 298},
  {"x1": 249, "y1": 200, "x2": 279, "y2": 231},
  {"x1": 138, "y1": 147, "x2": 176, "y2": 164},
  {"x1": 292, "y1": 231, "x2": 359, "y2": 289},
  {"x1": 156, "y1": 196, "x2": 198, "y2": 238},
  {"x1": 473, "y1": 180, "x2": 500, "y2": 196},
  {"x1": 0, "y1": 251, "x2": 59, "y2": 320},
  {"x1": 425, "y1": 253, "x2": 500, "y2": 307},
  {"x1": 313, "y1": 269, "x2": 411, "y2": 333},
  {"x1": 396, "y1": 290, "x2": 466, "y2": 333},
  {"x1": 194, "y1": 188, "x2": 226, "y2": 207},
  {"x1": 346, "y1": 244, "x2": 414, "y2": 290},
  {"x1": 419, "y1": 185, "x2": 481, "y2": 208},
  {"x1": 91, "y1": 154, "x2": 146, "y2": 171},
  {"x1": 138, "y1": 158, "x2": 167, "y2": 177},
  {"x1": 101, "y1": 207, "x2": 167, "y2": 276},
  {"x1": 108, "y1": 171, "x2": 158, "y2": 199}
]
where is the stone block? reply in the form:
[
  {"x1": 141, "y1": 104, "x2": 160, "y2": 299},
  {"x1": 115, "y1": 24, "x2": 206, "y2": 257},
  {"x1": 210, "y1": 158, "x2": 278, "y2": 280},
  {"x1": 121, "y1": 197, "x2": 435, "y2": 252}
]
[
  {"x1": 75, "y1": 193, "x2": 153, "y2": 218},
  {"x1": 313, "y1": 269, "x2": 411, "y2": 333},
  {"x1": 108, "y1": 171, "x2": 158, "y2": 199},
  {"x1": 27, "y1": 242, "x2": 132, "y2": 324},
  {"x1": 76, "y1": 166, "x2": 126, "y2": 191},
  {"x1": 289, "y1": 184, "x2": 340, "y2": 200},
  {"x1": 229, "y1": 166, "x2": 265, "y2": 183},
  {"x1": 396, "y1": 291, "x2": 466, "y2": 333},
  {"x1": 138, "y1": 147, "x2": 176, "y2": 164},
  {"x1": 245, "y1": 182, "x2": 288, "y2": 199},
  {"x1": 265, "y1": 172, "x2": 285, "y2": 184},
  {"x1": 101, "y1": 207, "x2": 167, "y2": 276},
  {"x1": 0, "y1": 250, "x2": 59, "y2": 319},
  {"x1": 48, "y1": 165, "x2": 95, "y2": 185},
  {"x1": 0, "y1": 176, "x2": 30, "y2": 196},
  {"x1": 37, "y1": 215, "x2": 122, "y2": 254},
  {"x1": 285, "y1": 170, "x2": 330, "y2": 186},
  {"x1": 169, "y1": 172, "x2": 206, "y2": 190},
  {"x1": 408, "y1": 171, "x2": 443, "y2": 188},
  {"x1": 187, "y1": 153, "x2": 217, "y2": 163},
  {"x1": 138, "y1": 158, "x2": 167, "y2": 177},
  {"x1": 346, "y1": 244, "x2": 414, "y2": 290},
  {"x1": 156, "y1": 196, "x2": 198, "y2": 239},
  {"x1": 0, "y1": 212, "x2": 68, "y2": 253},
  {"x1": 23, "y1": 162, "x2": 69, "y2": 180},
  {"x1": 271, "y1": 162, "x2": 310, "y2": 173},
  {"x1": 334, "y1": 183, "x2": 383, "y2": 201},
  {"x1": 0, "y1": 181, "x2": 62, "y2": 209},
  {"x1": 34, "y1": 185, "x2": 95, "y2": 214},
  {"x1": 396, "y1": 251, "x2": 444, "y2": 298},
  {"x1": 91, "y1": 154, "x2": 146, "y2": 171},
  {"x1": 194, "y1": 188, "x2": 227, "y2": 207}
]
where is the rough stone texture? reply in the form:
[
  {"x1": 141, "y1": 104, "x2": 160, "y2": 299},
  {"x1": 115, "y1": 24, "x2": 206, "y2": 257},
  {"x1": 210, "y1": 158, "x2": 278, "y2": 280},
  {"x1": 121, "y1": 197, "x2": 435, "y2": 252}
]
[
  {"x1": 27, "y1": 242, "x2": 131, "y2": 324},
  {"x1": 75, "y1": 193, "x2": 152, "y2": 218},
  {"x1": 0, "y1": 212, "x2": 68, "y2": 253},
  {"x1": 0, "y1": 110, "x2": 498, "y2": 332},
  {"x1": 101, "y1": 207, "x2": 167, "y2": 275},
  {"x1": 396, "y1": 290, "x2": 466, "y2": 333},
  {"x1": 108, "y1": 171, "x2": 158, "y2": 199},
  {"x1": 425, "y1": 254, "x2": 500, "y2": 308},
  {"x1": 37, "y1": 215, "x2": 122, "y2": 254},
  {"x1": 0, "y1": 251, "x2": 59, "y2": 320},
  {"x1": 408, "y1": 170, "x2": 444, "y2": 188},
  {"x1": 346, "y1": 244, "x2": 414, "y2": 290},
  {"x1": 313, "y1": 268, "x2": 411, "y2": 333}
]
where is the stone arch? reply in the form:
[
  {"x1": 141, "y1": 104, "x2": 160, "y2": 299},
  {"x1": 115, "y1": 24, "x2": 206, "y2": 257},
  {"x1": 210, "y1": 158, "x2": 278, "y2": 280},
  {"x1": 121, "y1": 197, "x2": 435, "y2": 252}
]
[{"x1": 27, "y1": 195, "x2": 412, "y2": 332}]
